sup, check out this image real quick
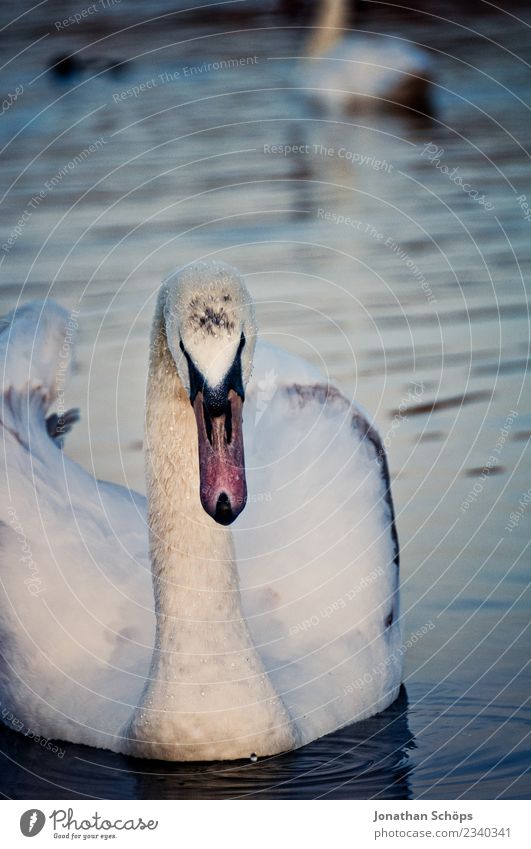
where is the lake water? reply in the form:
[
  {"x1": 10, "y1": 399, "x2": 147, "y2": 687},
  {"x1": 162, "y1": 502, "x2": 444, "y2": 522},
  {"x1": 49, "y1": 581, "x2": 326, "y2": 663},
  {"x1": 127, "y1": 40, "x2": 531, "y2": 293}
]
[{"x1": 0, "y1": 0, "x2": 529, "y2": 799}]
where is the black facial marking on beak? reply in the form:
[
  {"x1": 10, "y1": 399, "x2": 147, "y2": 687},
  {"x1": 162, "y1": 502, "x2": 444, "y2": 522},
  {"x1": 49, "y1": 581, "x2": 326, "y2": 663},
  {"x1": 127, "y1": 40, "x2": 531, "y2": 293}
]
[
  {"x1": 203, "y1": 400, "x2": 213, "y2": 445},
  {"x1": 224, "y1": 398, "x2": 233, "y2": 444},
  {"x1": 180, "y1": 332, "x2": 246, "y2": 414},
  {"x1": 180, "y1": 338, "x2": 203, "y2": 405}
]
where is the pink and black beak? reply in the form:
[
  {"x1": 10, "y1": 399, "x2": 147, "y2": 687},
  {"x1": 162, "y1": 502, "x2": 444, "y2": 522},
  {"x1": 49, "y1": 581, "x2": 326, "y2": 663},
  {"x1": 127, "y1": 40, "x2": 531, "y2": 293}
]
[{"x1": 181, "y1": 334, "x2": 247, "y2": 525}]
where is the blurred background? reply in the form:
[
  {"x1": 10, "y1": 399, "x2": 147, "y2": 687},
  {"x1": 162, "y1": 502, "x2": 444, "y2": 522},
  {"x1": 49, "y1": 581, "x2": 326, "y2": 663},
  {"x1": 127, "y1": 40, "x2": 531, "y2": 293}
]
[{"x1": 0, "y1": 0, "x2": 529, "y2": 799}]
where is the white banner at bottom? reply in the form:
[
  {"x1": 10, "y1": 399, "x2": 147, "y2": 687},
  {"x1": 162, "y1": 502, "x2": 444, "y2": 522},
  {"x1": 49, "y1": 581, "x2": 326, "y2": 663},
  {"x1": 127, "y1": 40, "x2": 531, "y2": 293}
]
[{"x1": 2, "y1": 799, "x2": 528, "y2": 848}]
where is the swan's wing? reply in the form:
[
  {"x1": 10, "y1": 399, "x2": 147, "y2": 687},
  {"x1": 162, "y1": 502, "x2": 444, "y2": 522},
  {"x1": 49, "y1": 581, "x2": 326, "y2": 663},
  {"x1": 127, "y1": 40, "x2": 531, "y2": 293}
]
[
  {"x1": 0, "y1": 302, "x2": 153, "y2": 748},
  {"x1": 237, "y1": 342, "x2": 402, "y2": 744}
]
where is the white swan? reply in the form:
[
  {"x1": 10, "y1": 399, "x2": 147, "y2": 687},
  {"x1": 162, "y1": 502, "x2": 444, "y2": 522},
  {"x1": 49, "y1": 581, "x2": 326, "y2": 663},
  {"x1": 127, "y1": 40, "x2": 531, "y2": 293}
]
[
  {"x1": 0, "y1": 261, "x2": 402, "y2": 761},
  {"x1": 303, "y1": 0, "x2": 434, "y2": 115}
]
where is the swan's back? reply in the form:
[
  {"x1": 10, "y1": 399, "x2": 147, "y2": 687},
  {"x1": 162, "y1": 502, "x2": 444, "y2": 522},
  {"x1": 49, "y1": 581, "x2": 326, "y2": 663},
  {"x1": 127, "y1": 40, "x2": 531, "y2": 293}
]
[
  {"x1": 238, "y1": 344, "x2": 402, "y2": 744},
  {"x1": 304, "y1": 33, "x2": 434, "y2": 114}
]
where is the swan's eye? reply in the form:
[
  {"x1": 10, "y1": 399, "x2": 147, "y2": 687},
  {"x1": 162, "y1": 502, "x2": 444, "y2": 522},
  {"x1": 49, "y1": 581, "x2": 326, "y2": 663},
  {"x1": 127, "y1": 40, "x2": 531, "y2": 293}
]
[{"x1": 179, "y1": 340, "x2": 204, "y2": 404}]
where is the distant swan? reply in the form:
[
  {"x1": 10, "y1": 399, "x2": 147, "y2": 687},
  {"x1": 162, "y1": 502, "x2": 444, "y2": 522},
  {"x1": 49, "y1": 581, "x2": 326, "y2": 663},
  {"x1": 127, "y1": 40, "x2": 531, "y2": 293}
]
[
  {"x1": 303, "y1": 0, "x2": 434, "y2": 115},
  {"x1": 0, "y1": 261, "x2": 402, "y2": 761}
]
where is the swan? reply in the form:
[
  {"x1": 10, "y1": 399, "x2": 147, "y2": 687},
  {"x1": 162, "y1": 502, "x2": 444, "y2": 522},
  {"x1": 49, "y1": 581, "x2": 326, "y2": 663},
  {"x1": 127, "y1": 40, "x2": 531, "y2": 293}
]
[
  {"x1": 303, "y1": 0, "x2": 434, "y2": 115},
  {"x1": 0, "y1": 260, "x2": 402, "y2": 761}
]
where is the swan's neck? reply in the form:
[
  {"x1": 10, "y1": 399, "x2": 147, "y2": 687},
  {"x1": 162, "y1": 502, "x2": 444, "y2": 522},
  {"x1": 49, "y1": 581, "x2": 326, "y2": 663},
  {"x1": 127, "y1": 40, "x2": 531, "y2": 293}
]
[
  {"x1": 126, "y1": 296, "x2": 296, "y2": 760},
  {"x1": 307, "y1": 0, "x2": 349, "y2": 57}
]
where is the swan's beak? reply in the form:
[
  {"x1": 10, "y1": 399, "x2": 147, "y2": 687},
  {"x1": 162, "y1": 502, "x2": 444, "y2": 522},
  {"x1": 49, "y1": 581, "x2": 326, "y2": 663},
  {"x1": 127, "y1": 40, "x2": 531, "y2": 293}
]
[{"x1": 192, "y1": 389, "x2": 247, "y2": 525}]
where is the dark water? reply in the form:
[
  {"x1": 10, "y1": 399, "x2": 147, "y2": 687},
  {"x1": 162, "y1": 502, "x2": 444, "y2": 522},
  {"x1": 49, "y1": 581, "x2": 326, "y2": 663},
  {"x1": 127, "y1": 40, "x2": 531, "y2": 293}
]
[
  {"x1": 0, "y1": 690, "x2": 414, "y2": 800},
  {"x1": 0, "y1": 0, "x2": 530, "y2": 799}
]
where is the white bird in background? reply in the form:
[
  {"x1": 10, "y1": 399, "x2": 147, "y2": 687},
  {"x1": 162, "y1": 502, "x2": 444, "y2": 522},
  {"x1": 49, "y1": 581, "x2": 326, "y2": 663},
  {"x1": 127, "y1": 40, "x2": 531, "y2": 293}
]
[
  {"x1": 303, "y1": 0, "x2": 434, "y2": 115},
  {"x1": 0, "y1": 261, "x2": 402, "y2": 761}
]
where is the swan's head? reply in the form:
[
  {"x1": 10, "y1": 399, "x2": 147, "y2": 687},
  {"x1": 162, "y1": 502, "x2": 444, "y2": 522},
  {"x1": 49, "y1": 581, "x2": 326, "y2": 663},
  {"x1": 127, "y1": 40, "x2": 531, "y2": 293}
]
[{"x1": 163, "y1": 261, "x2": 256, "y2": 525}]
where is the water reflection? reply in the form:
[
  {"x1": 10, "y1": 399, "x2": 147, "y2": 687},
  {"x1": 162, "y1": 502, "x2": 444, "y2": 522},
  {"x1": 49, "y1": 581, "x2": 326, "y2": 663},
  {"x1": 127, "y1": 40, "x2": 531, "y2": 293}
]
[{"x1": 0, "y1": 688, "x2": 413, "y2": 800}]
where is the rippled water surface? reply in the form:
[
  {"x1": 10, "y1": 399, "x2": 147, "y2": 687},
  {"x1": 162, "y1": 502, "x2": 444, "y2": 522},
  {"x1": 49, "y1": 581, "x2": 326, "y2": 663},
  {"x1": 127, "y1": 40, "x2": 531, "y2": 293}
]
[{"x1": 0, "y1": 0, "x2": 529, "y2": 799}]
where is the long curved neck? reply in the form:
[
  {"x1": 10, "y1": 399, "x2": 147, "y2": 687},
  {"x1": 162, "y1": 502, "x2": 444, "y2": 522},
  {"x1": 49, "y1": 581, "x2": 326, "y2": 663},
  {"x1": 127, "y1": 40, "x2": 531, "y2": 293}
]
[
  {"x1": 126, "y1": 291, "x2": 296, "y2": 760},
  {"x1": 307, "y1": 0, "x2": 349, "y2": 57},
  {"x1": 145, "y1": 294, "x2": 238, "y2": 629}
]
